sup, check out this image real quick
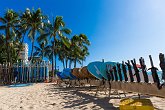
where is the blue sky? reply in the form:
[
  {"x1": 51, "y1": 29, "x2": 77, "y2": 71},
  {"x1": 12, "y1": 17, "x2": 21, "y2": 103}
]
[{"x1": 1, "y1": 0, "x2": 165, "y2": 70}]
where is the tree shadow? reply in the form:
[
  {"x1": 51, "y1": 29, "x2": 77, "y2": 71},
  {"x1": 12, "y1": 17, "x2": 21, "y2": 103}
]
[
  {"x1": 50, "y1": 87, "x2": 119, "y2": 110},
  {"x1": 47, "y1": 84, "x2": 164, "y2": 110}
]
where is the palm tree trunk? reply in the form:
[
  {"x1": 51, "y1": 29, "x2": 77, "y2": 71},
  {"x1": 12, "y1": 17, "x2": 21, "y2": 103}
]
[
  {"x1": 54, "y1": 53, "x2": 57, "y2": 78},
  {"x1": 16, "y1": 33, "x2": 25, "y2": 58},
  {"x1": 65, "y1": 58, "x2": 68, "y2": 68},
  {"x1": 30, "y1": 40, "x2": 34, "y2": 61},
  {"x1": 52, "y1": 43, "x2": 55, "y2": 81},
  {"x1": 6, "y1": 43, "x2": 9, "y2": 62},
  {"x1": 69, "y1": 60, "x2": 72, "y2": 68},
  {"x1": 52, "y1": 55, "x2": 54, "y2": 81},
  {"x1": 30, "y1": 30, "x2": 36, "y2": 61},
  {"x1": 6, "y1": 28, "x2": 10, "y2": 62},
  {"x1": 82, "y1": 60, "x2": 83, "y2": 67},
  {"x1": 62, "y1": 60, "x2": 65, "y2": 69},
  {"x1": 6, "y1": 26, "x2": 12, "y2": 84},
  {"x1": 74, "y1": 58, "x2": 77, "y2": 68},
  {"x1": 54, "y1": 39, "x2": 57, "y2": 79}
]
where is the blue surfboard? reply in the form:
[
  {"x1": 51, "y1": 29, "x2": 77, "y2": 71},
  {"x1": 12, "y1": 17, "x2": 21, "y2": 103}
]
[
  {"x1": 63, "y1": 68, "x2": 77, "y2": 79},
  {"x1": 57, "y1": 72, "x2": 67, "y2": 79},
  {"x1": 87, "y1": 61, "x2": 107, "y2": 80},
  {"x1": 105, "y1": 61, "x2": 124, "y2": 81}
]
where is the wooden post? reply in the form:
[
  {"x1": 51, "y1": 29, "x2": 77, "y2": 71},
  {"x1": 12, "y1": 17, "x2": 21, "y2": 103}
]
[
  {"x1": 0, "y1": 64, "x2": 2, "y2": 85},
  {"x1": 16, "y1": 60, "x2": 19, "y2": 83},
  {"x1": 46, "y1": 61, "x2": 50, "y2": 82},
  {"x1": 37, "y1": 61, "x2": 39, "y2": 82},
  {"x1": 35, "y1": 62, "x2": 37, "y2": 83},
  {"x1": 5, "y1": 62, "x2": 7, "y2": 84},
  {"x1": 22, "y1": 60, "x2": 24, "y2": 83},
  {"x1": 2, "y1": 63, "x2": 4, "y2": 84},
  {"x1": 29, "y1": 62, "x2": 31, "y2": 82},
  {"x1": 43, "y1": 61, "x2": 46, "y2": 81}
]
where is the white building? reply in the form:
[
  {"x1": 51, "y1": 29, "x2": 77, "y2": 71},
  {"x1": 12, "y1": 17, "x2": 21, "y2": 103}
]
[{"x1": 19, "y1": 43, "x2": 28, "y2": 62}]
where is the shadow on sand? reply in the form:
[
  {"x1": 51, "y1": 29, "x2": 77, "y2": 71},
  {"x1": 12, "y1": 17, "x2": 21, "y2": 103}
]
[
  {"x1": 48, "y1": 84, "x2": 119, "y2": 110},
  {"x1": 47, "y1": 84, "x2": 163, "y2": 110},
  {"x1": 63, "y1": 90, "x2": 119, "y2": 110}
]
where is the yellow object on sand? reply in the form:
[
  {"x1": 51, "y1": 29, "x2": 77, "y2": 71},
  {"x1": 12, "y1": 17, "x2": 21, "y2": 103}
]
[{"x1": 119, "y1": 98, "x2": 154, "y2": 110}]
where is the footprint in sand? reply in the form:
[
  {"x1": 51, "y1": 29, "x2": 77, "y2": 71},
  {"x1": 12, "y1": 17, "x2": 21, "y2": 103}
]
[
  {"x1": 20, "y1": 106, "x2": 24, "y2": 110},
  {"x1": 49, "y1": 103, "x2": 57, "y2": 106},
  {"x1": 28, "y1": 106, "x2": 34, "y2": 109}
]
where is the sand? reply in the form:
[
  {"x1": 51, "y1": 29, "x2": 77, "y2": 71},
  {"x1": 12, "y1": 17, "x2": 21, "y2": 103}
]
[{"x1": 0, "y1": 83, "x2": 165, "y2": 110}]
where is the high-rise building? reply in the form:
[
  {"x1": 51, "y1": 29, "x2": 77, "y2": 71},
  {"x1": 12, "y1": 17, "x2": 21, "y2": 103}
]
[{"x1": 19, "y1": 43, "x2": 28, "y2": 62}]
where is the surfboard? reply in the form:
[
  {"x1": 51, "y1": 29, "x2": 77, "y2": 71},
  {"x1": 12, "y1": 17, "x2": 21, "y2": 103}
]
[
  {"x1": 139, "y1": 57, "x2": 149, "y2": 83},
  {"x1": 63, "y1": 68, "x2": 77, "y2": 79},
  {"x1": 116, "y1": 63, "x2": 123, "y2": 81},
  {"x1": 126, "y1": 60, "x2": 134, "y2": 82},
  {"x1": 57, "y1": 72, "x2": 67, "y2": 79},
  {"x1": 77, "y1": 68, "x2": 86, "y2": 79},
  {"x1": 105, "y1": 61, "x2": 125, "y2": 81},
  {"x1": 72, "y1": 68, "x2": 81, "y2": 78},
  {"x1": 121, "y1": 61, "x2": 128, "y2": 81},
  {"x1": 131, "y1": 59, "x2": 141, "y2": 83},
  {"x1": 148, "y1": 55, "x2": 160, "y2": 89},
  {"x1": 87, "y1": 61, "x2": 107, "y2": 80},
  {"x1": 81, "y1": 66, "x2": 95, "y2": 79}
]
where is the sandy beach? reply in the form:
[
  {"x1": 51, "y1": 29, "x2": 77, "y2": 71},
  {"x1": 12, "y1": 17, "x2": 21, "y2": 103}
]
[{"x1": 0, "y1": 83, "x2": 165, "y2": 110}]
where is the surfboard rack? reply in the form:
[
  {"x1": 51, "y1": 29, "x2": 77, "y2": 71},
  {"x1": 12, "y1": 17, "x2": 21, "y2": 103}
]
[
  {"x1": 159, "y1": 53, "x2": 165, "y2": 88},
  {"x1": 131, "y1": 59, "x2": 141, "y2": 83},
  {"x1": 57, "y1": 53, "x2": 165, "y2": 98},
  {"x1": 139, "y1": 57, "x2": 149, "y2": 83},
  {"x1": 148, "y1": 55, "x2": 160, "y2": 89}
]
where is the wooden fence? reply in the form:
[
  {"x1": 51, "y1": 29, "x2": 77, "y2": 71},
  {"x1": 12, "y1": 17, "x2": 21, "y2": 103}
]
[{"x1": 0, "y1": 61, "x2": 50, "y2": 85}]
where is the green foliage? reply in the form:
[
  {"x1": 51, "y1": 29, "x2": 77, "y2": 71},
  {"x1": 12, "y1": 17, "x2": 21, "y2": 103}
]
[
  {"x1": 20, "y1": 8, "x2": 48, "y2": 60},
  {"x1": 0, "y1": 8, "x2": 90, "y2": 70}
]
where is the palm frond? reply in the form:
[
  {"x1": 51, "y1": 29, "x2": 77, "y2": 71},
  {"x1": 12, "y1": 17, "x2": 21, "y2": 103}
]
[
  {"x1": 0, "y1": 25, "x2": 6, "y2": 30},
  {"x1": 61, "y1": 36, "x2": 71, "y2": 48},
  {"x1": 33, "y1": 51, "x2": 40, "y2": 57},
  {"x1": 0, "y1": 17, "x2": 7, "y2": 23},
  {"x1": 60, "y1": 28, "x2": 72, "y2": 35},
  {"x1": 37, "y1": 33, "x2": 49, "y2": 43},
  {"x1": 34, "y1": 45, "x2": 41, "y2": 51}
]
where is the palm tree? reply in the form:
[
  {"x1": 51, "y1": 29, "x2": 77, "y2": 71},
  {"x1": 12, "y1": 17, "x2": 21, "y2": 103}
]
[
  {"x1": 0, "y1": 9, "x2": 20, "y2": 63},
  {"x1": 58, "y1": 41, "x2": 66, "y2": 69},
  {"x1": 69, "y1": 34, "x2": 90, "y2": 68},
  {"x1": 20, "y1": 8, "x2": 47, "y2": 61},
  {"x1": 38, "y1": 16, "x2": 71, "y2": 80},
  {"x1": 69, "y1": 35, "x2": 81, "y2": 68},
  {"x1": 33, "y1": 41, "x2": 51, "y2": 60},
  {"x1": 0, "y1": 35, "x2": 7, "y2": 63},
  {"x1": 0, "y1": 32, "x2": 23, "y2": 64},
  {"x1": 79, "y1": 46, "x2": 89, "y2": 67},
  {"x1": 58, "y1": 37, "x2": 71, "y2": 69}
]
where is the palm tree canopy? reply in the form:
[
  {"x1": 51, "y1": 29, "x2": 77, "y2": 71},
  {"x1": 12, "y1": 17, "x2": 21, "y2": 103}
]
[{"x1": 0, "y1": 8, "x2": 91, "y2": 70}]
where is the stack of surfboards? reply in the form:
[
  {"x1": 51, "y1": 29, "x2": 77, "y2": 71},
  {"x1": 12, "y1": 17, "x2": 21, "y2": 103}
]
[
  {"x1": 57, "y1": 61, "x2": 165, "y2": 98},
  {"x1": 57, "y1": 61, "x2": 122, "y2": 80},
  {"x1": 57, "y1": 61, "x2": 161, "y2": 83}
]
